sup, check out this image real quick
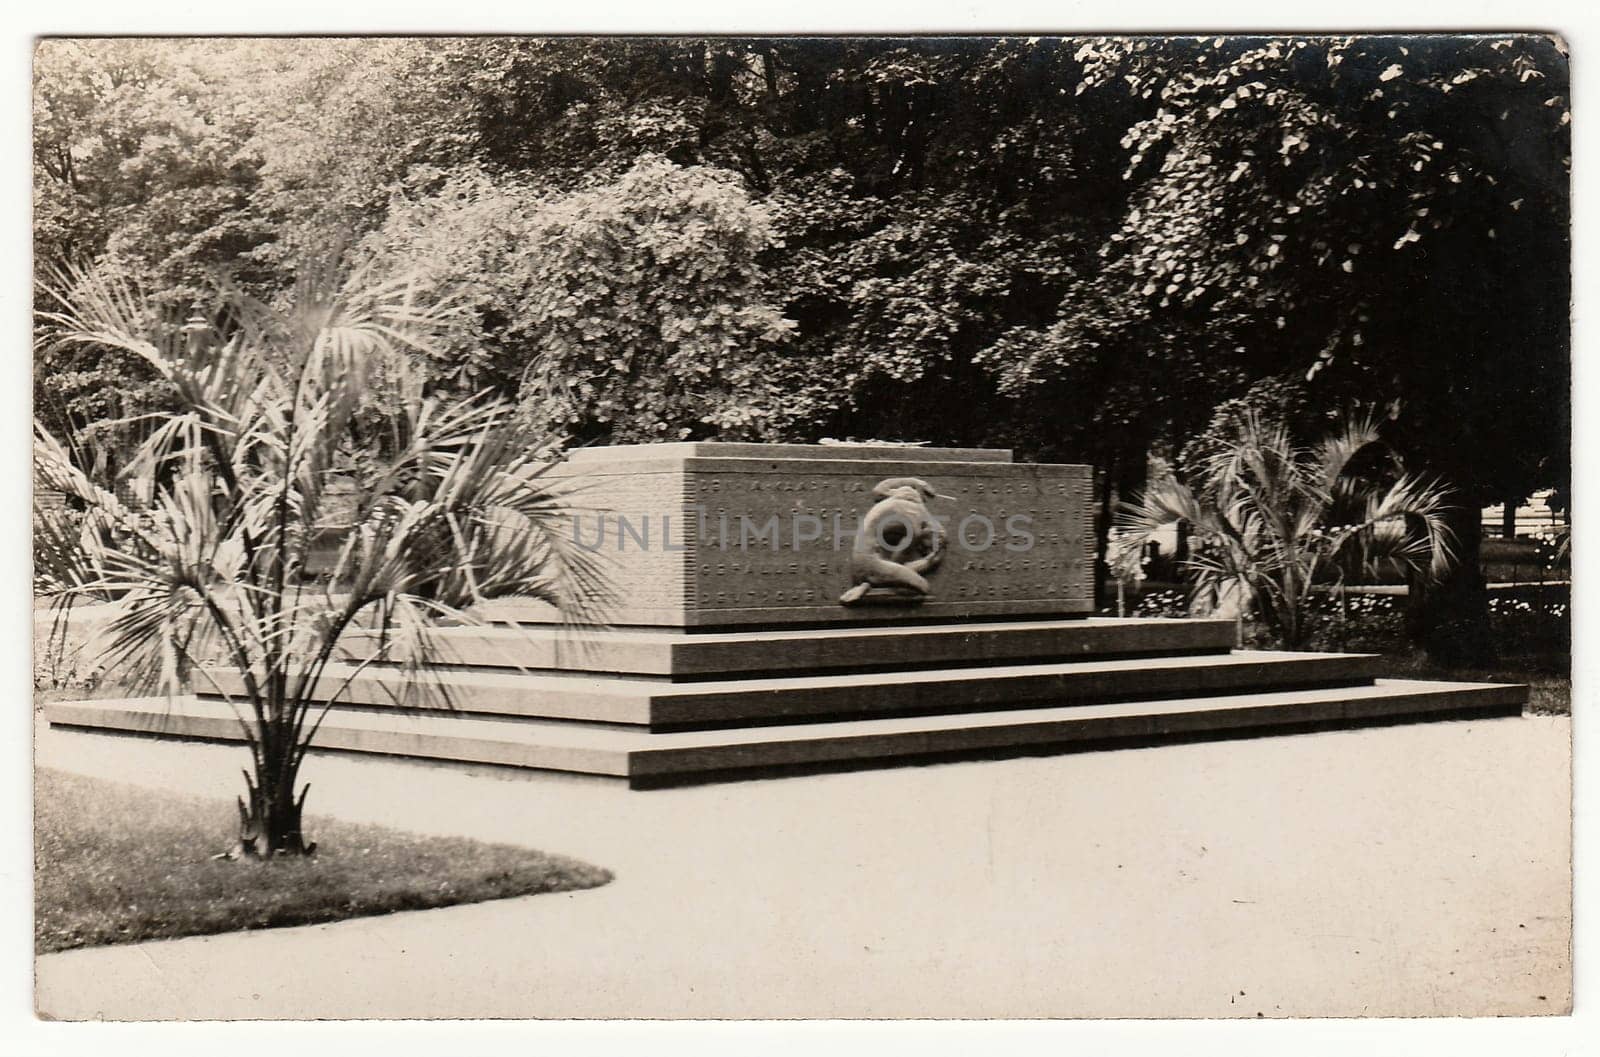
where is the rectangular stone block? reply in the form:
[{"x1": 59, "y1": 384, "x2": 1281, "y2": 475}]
[
  {"x1": 486, "y1": 442, "x2": 1095, "y2": 629},
  {"x1": 46, "y1": 678, "x2": 1529, "y2": 786},
  {"x1": 201, "y1": 650, "x2": 1381, "y2": 729},
  {"x1": 339, "y1": 617, "x2": 1238, "y2": 677}
]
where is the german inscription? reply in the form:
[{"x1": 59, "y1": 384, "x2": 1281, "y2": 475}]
[{"x1": 527, "y1": 443, "x2": 1095, "y2": 628}]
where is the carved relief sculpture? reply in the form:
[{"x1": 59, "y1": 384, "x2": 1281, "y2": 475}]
[{"x1": 839, "y1": 477, "x2": 954, "y2": 606}]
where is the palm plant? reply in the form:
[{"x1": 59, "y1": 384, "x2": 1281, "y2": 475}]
[
  {"x1": 33, "y1": 258, "x2": 613, "y2": 857},
  {"x1": 1114, "y1": 410, "x2": 1458, "y2": 648}
]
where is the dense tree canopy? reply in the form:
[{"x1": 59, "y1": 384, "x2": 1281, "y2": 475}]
[
  {"x1": 989, "y1": 36, "x2": 1569, "y2": 504},
  {"x1": 34, "y1": 40, "x2": 272, "y2": 460},
  {"x1": 35, "y1": 35, "x2": 1570, "y2": 641}
]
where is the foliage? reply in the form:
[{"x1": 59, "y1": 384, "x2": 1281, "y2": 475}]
[
  {"x1": 36, "y1": 37, "x2": 1569, "y2": 464},
  {"x1": 1175, "y1": 375, "x2": 1318, "y2": 480},
  {"x1": 241, "y1": 39, "x2": 487, "y2": 269},
  {"x1": 357, "y1": 157, "x2": 794, "y2": 439},
  {"x1": 993, "y1": 34, "x2": 1569, "y2": 501},
  {"x1": 33, "y1": 258, "x2": 613, "y2": 856},
  {"x1": 1105, "y1": 586, "x2": 1189, "y2": 619},
  {"x1": 325, "y1": 38, "x2": 1143, "y2": 454},
  {"x1": 1115, "y1": 410, "x2": 1457, "y2": 648},
  {"x1": 32, "y1": 597, "x2": 107, "y2": 695},
  {"x1": 1102, "y1": 582, "x2": 1569, "y2": 687},
  {"x1": 751, "y1": 40, "x2": 1135, "y2": 449},
  {"x1": 33, "y1": 40, "x2": 277, "y2": 463},
  {"x1": 32, "y1": 40, "x2": 274, "y2": 291},
  {"x1": 33, "y1": 36, "x2": 1572, "y2": 648}
]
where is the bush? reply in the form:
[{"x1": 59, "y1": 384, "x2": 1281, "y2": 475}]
[{"x1": 358, "y1": 156, "x2": 794, "y2": 440}]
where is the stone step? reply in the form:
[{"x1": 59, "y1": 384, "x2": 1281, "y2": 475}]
[
  {"x1": 197, "y1": 650, "x2": 1380, "y2": 730},
  {"x1": 338, "y1": 617, "x2": 1238, "y2": 677},
  {"x1": 46, "y1": 679, "x2": 1527, "y2": 787}
]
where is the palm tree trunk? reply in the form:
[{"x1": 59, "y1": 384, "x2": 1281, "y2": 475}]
[
  {"x1": 237, "y1": 741, "x2": 314, "y2": 857},
  {"x1": 1280, "y1": 572, "x2": 1304, "y2": 648}
]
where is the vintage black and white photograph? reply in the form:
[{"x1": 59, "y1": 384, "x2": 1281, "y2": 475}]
[{"x1": 26, "y1": 32, "x2": 1573, "y2": 1023}]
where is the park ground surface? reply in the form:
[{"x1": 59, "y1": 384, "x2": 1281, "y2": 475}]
[
  {"x1": 35, "y1": 768, "x2": 610, "y2": 954},
  {"x1": 33, "y1": 703, "x2": 1571, "y2": 1020}
]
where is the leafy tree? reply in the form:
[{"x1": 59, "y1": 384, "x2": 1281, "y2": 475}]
[
  {"x1": 33, "y1": 39, "x2": 282, "y2": 467},
  {"x1": 1116, "y1": 409, "x2": 1457, "y2": 648},
  {"x1": 357, "y1": 156, "x2": 794, "y2": 440},
  {"x1": 33, "y1": 259, "x2": 611, "y2": 857},
  {"x1": 34, "y1": 38, "x2": 1147, "y2": 458},
  {"x1": 360, "y1": 38, "x2": 1140, "y2": 452},
  {"x1": 34, "y1": 36, "x2": 1568, "y2": 651},
  {"x1": 988, "y1": 34, "x2": 1568, "y2": 656},
  {"x1": 241, "y1": 39, "x2": 486, "y2": 270}
]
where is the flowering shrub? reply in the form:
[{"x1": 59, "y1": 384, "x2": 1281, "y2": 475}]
[
  {"x1": 1530, "y1": 531, "x2": 1571, "y2": 573},
  {"x1": 1487, "y1": 595, "x2": 1568, "y2": 619},
  {"x1": 1103, "y1": 583, "x2": 1567, "y2": 661},
  {"x1": 1133, "y1": 588, "x2": 1189, "y2": 618}
]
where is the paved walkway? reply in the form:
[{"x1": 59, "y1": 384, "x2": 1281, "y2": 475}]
[{"x1": 34, "y1": 712, "x2": 1571, "y2": 1019}]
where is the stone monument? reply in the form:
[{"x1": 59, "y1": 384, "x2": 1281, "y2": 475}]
[
  {"x1": 473, "y1": 442, "x2": 1095, "y2": 626},
  {"x1": 49, "y1": 443, "x2": 1526, "y2": 786}
]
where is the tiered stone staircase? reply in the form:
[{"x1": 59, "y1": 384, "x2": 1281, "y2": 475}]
[{"x1": 46, "y1": 616, "x2": 1526, "y2": 788}]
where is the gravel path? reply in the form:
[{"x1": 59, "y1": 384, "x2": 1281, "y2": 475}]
[{"x1": 34, "y1": 711, "x2": 1571, "y2": 1019}]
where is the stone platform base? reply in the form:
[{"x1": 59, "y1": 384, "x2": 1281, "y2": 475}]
[{"x1": 44, "y1": 618, "x2": 1527, "y2": 787}]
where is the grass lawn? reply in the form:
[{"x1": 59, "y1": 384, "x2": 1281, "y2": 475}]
[
  {"x1": 1436, "y1": 667, "x2": 1568, "y2": 716},
  {"x1": 1376, "y1": 650, "x2": 1570, "y2": 716},
  {"x1": 34, "y1": 768, "x2": 612, "y2": 954}
]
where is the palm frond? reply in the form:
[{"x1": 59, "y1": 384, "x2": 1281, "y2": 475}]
[
  {"x1": 1311, "y1": 409, "x2": 1388, "y2": 494},
  {"x1": 1335, "y1": 474, "x2": 1460, "y2": 581},
  {"x1": 35, "y1": 253, "x2": 621, "y2": 854},
  {"x1": 1134, "y1": 406, "x2": 1464, "y2": 648}
]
